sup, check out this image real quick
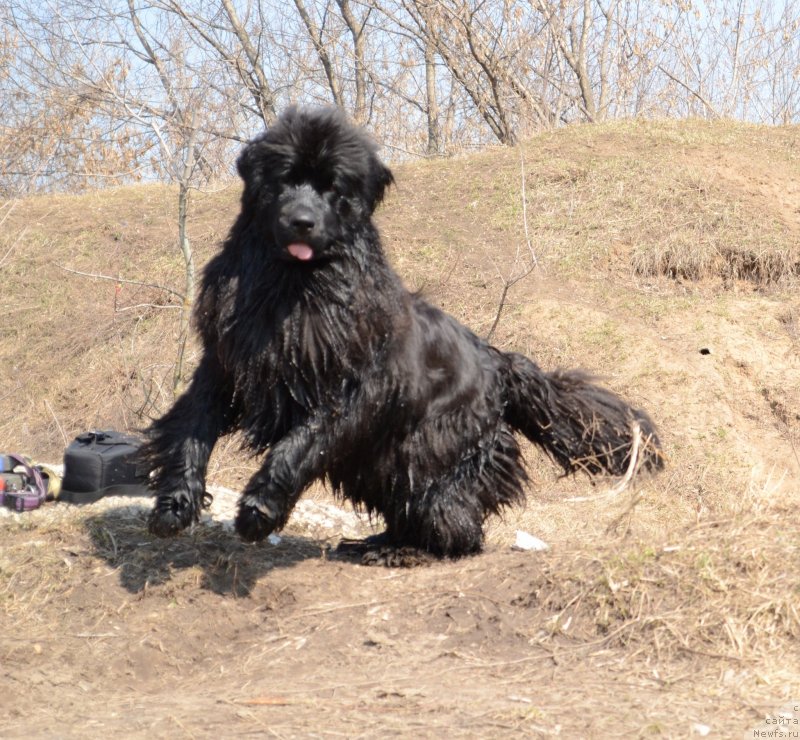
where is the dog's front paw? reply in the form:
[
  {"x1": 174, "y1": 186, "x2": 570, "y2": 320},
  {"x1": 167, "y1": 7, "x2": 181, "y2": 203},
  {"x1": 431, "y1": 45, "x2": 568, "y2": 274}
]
[
  {"x1": 148, "y1": 490, "x2": 199, "y2": 537},
  {"x1": 235, "y1": 497, "x2": 280, "y2": 542}
]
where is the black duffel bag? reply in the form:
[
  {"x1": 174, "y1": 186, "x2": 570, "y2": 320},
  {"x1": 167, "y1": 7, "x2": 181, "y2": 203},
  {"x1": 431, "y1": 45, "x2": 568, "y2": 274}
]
[{"x1": 60, "y1": 431, "x2": 148, "y2": 504}]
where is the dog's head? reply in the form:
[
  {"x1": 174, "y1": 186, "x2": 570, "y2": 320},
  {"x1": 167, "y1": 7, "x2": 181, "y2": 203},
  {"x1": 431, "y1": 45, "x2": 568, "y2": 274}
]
[{"x1": 235, "y1": 106, "x2": 394, "y2": 264}]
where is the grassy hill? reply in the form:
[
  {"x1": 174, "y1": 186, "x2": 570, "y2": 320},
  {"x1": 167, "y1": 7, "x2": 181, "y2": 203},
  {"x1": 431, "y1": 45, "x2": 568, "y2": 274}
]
[
  {"x1": 1, "y1": 119, "x2": 799, "y2": 736},
  {"x1": 2, "y1": 119, "x2": 797, "y2": 519}
]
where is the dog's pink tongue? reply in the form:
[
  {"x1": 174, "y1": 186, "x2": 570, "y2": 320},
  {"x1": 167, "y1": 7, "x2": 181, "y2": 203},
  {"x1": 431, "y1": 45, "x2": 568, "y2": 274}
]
[{"x1": 287, "y1": 243, "x2": 314, "y2": 261}]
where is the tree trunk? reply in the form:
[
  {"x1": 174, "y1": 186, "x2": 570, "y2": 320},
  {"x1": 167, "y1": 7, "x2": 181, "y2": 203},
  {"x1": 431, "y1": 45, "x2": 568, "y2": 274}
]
[{"x1": 425, "y1": 40, "x2": 441, "y2": 155}]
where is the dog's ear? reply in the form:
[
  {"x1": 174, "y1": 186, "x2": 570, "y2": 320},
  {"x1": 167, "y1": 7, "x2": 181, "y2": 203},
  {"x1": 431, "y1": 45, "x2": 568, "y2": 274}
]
[
  {"x1": 236, "y1": 139, "x2": 263, "y2": 204},
  {"x1": 369, "y1": 161, "x2": 394, "y2": 212}
]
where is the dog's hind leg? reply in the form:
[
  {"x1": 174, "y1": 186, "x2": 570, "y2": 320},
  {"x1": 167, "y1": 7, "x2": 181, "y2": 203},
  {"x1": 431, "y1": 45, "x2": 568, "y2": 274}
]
[
  {"x1": 143, "y1": 353, "x2": 234, "y2": 537},
  {"x1": 345, "y1": 485, "x2": 487, "y2": 566},
  {"x1": 338, "y1": 425, "x2": 527, "y2": 565},
  {"x1": 343, "y1": 463, "x2": 511, "y2": 566},
  {"x1": 337, "y1": 499, "x2": 485, "y2": 567}
]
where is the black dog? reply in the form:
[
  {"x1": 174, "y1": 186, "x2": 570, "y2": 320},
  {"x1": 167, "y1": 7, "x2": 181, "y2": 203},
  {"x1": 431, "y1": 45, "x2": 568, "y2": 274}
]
[{"x1": 142, "y1": 106, "x2": 662, "y2": 561}]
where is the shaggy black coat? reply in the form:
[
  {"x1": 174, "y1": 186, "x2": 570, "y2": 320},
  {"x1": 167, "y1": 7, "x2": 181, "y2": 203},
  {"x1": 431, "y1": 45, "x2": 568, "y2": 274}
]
[{"x1": 142, "y1": 106, "x2": 663, "y2": 560}]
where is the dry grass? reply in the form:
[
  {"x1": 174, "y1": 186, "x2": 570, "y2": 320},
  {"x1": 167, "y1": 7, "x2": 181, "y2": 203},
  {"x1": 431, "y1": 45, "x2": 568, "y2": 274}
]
[
  {"x1": 523, "y1": 513, "x2": 800, "y2": 660},
  {"x1": 632, "y1": 238, "x2": 800, "y2": 285}
]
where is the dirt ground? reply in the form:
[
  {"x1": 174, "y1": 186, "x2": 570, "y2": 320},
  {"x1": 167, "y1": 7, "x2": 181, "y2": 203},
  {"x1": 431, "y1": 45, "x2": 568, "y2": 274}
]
[
  {"x1": 2, "y1": 494, "x2": 798, "y2": 739},
  {"x1": 1, "y1": 120, "x2": 799, "y2": 737}
]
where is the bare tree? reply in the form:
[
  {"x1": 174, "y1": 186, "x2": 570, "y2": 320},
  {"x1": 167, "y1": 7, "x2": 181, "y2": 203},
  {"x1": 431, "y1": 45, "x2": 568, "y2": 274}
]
[
  {"x1": 486, "y1": 154, "x2": 539, "y2": 342},
  {"x1": 0, "y1": 5, "x2": 150, "y2": 194},
  {"x1": 219, "y1": 0, "x2": 278, "y2": 124},
  {"x1": 397, "y1": 1, "x2": 520, "y2": 144},
  {"x1": 109, "y1": 0, "x2": 231, "y2": 388},
  {"x1": 531, "y1": 0, "x2": 621, "y2": 122},
  {"x1": 336, "y1": 0, "x2": 371, "y2": 122},
  {"x1": 3, "y1": 0, "x2": 243, "y2": 390},
  {"x1": 4, "y1": 0, "x2": 800, "y2": 191},
  {"x1": 293, "y1": 0, "x2": 345, "y2": 107},
  {"x1": 424, "y1": 38, "x2": 442, "y2": 155}
]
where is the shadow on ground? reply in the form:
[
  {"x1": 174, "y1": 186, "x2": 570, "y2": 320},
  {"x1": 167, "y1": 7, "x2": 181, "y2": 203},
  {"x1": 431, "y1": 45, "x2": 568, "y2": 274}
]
[{"x1": 83, "y1": 507, "x2": 326, "y2": 597}]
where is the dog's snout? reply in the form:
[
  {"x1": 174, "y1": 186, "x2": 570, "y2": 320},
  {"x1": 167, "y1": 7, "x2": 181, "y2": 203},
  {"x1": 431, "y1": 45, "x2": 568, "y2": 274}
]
[
  {"x1": 289, "y1": 211, "x2": 316, "y2": 234},
  {"x1": 278, "y1": 183, "x2": 325, "y2": 240}
]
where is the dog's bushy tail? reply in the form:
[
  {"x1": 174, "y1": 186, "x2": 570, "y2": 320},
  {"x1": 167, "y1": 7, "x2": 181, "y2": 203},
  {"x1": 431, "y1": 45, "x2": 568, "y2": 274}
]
[{"x1": 502, "y1": 352, "x2": 663, "y2": 477}]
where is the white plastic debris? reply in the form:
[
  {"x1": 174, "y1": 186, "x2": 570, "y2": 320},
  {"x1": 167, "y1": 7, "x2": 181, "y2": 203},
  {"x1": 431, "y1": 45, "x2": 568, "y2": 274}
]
[
  {"x1": 267, "y1": 533, "x2": 282, "y2": 545},
  {"x1": 513, "y1": 530, "x2": 549, "y2": 551}
]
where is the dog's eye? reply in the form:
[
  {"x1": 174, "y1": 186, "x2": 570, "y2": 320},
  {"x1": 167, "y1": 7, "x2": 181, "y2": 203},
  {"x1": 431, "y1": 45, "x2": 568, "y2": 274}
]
[
  {"x1": 337, "y1": 195, "x2": 352, "y2": 215},
  {"x1": 328, "y1": 185, "x2": 347, "y2": 203}
]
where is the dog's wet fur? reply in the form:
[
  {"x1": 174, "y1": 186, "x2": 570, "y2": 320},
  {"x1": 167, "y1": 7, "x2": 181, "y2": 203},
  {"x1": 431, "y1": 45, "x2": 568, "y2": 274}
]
[{"x1": 142, "y1": 106, "x2": 663, "y2": 563}]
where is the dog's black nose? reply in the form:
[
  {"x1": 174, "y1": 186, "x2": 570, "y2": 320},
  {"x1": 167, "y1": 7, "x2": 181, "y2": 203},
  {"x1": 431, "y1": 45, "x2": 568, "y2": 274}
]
[{"x1": 289, "y1": 212, "x2": 315, "y2": 235}]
